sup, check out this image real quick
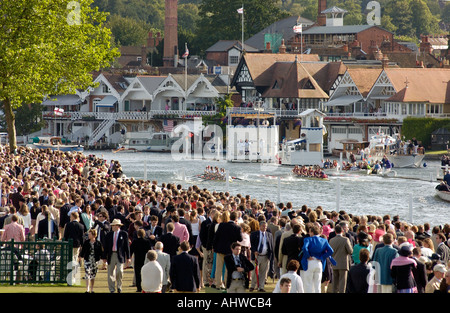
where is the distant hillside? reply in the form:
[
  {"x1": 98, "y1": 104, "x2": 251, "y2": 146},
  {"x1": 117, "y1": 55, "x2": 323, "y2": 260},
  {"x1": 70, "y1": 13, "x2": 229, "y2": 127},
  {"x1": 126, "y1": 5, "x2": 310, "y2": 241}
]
[{"x1": 93, "y1": 0, "x2": 449, "y2": 54}]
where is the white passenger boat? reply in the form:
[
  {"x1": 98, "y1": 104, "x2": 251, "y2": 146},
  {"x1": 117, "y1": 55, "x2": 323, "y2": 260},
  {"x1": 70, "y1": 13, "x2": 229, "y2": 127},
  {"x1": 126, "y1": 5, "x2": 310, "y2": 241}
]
[
  {"x1": 29, "y1": 136, "x2": 84, "y2": 152},
  {"x1": 121, "y1": 132, "x2": 180, "y2": 152}
]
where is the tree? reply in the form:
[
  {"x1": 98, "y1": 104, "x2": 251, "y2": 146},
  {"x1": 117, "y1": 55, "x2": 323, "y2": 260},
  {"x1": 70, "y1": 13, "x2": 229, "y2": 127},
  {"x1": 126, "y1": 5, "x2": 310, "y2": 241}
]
[
  {"x1": 410, "y1": 0, "x2": 440, "y2": 37},
  {"x1": 0, "y1": 0, "x2": 119, "y2": 152},
  {"x1": 107, "y1": 14, "x2": 149, "y2": 46},
  {"x1": 196, "y1": 0, "x2": 289, "y2": 54},
  {"x1": 384, "y1": 0, "x2": 414, "y2": 37}
]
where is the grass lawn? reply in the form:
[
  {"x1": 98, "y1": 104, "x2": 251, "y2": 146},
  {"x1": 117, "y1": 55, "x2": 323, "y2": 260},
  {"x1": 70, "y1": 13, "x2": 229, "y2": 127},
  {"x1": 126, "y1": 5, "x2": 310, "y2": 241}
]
[{"x1": 0, "y1": 265, "x2": 277, "y2": 293}]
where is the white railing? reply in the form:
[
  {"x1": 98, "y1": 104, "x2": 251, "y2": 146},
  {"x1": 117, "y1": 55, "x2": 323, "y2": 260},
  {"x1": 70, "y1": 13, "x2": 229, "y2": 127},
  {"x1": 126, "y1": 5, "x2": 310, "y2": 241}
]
[{"x1": 44, "y1": 110, "x2": 218, "y2": 121}]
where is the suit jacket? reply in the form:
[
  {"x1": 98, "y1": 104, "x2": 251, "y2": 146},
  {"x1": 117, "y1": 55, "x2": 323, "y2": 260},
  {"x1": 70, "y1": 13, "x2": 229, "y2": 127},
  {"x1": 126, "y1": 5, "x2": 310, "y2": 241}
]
[
  {"x1": 329, "y1": 234, "x2": 353, "y2": 270},
  {"x1": 104, "y1": 230, "x2": 130, "y2": 264},
  {"x1": 436, "y1": 242, "x2": 450, "y2": 263},
  {"x1": 346, "y1": 262, "x2": 371, "y2": 293},
  {"x1": 224, "y1": 253, "x2": 255, "y2": 289},
  {"x1": 37, "y1": 218, "x2": 59, "y2": 240},
  {"x1": 170, "y1": 251, "x2": 200, "y2": 292},
  {"x1": 281, "y1": 234, "x2": 303, "y2": 266},
  {"x1": 130, "y1": 237, "x2": 152, "y2": 267},
  {"x1": 63, "y1": 220, "x2": 85, "y2": 248},
  {"x1": 199, "y1": 217, "x2": 212, "y2": 249},
  {"x1": 156, "y1": 250, "x2": 171, "y2": 285},
  {"x1": 159, "y1": 232, "x2": 180, "y2": 257},
  {"x1": 147, "y1": 225, "x2": 163, "y2": 247},
  {"x1": 250, "y1": 230, "x2": 274, "y2": 261},
  {"x1": 213, "y1": 221, "x2": 243, "y2": 255}
]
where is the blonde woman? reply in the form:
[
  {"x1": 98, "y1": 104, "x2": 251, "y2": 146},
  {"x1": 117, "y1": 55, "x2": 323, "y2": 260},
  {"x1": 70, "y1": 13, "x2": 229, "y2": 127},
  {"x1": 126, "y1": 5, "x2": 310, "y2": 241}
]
[
  {"x1": 18, "y1": 203, "x2": 32, "y2": 237},
  {"x1": 421, "y1": 238, "x2": 435, "y2": 258}
]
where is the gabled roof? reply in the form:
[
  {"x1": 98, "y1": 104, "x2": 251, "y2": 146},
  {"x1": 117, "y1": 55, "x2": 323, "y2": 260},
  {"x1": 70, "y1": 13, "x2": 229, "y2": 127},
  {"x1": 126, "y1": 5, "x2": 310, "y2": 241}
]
[
  {"x1": 244, "y1": 16, "x2": 315, "y2": 51},
  {"x1": 262, "y1": 61, "x2": 329, "y2": 99},
  {"x1": 136, "y1": 76, "x2": 167, "y2": 95},
  {"x1": 347, "y1": 68, "x2": 383, "y2": 98},
  {"x1": 384, "y1": 68, "x2": 450, "y2": 104},
  {"x1": 303, "y1": 25, "x2": 374, "y2": 35},
  {"x1": 206, "y1": 40, "x2": 258, "y2": 53},
  {"x1": 242, "y1": 53, "x2": 320, "y2": 86}
]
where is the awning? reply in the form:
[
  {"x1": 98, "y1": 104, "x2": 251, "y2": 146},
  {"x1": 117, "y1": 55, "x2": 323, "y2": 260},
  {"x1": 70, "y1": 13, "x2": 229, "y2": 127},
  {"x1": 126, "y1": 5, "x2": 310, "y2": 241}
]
[
  {"x1": 324, "y1": 95, "x2": 362, "y2": 107},
  {"x1": 96, "y1": 95, "x2": 118, "y2": 107},
  {"x1": 42, "y1": 95, "x2": 82, "y2": 106}
]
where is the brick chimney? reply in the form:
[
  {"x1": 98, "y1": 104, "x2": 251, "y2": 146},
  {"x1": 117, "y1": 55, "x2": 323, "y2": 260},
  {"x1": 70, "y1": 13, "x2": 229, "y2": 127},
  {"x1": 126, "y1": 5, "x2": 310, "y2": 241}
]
[
  {"x1": 420, "y1": 35, "x2": 433, "y2": 55},
  {"x1": 382, "y1": 55, "x2": 389, "y2": 69},
  {"x1": 279, "y1": 39, "x2": 286, "y2": 54},
  {"x1": 317, "y1": 0, "x2": 327, "y2": 26},
  {"x1": 163, "y1": 0, "x2": 178, "y2": 67},
  {"x1": 264, "y1": 41, "x2": 272, "y2": 53}
]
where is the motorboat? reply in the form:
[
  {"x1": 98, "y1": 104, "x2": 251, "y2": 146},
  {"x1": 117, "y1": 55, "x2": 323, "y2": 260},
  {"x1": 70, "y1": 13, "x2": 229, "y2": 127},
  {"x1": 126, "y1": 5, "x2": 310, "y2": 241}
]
[
  {"x1": 29, "y1": 136, "x2": 84, "y2": 152},
  {"x1": 121, "y1": 131, "x2": 180, "y2": 152}
]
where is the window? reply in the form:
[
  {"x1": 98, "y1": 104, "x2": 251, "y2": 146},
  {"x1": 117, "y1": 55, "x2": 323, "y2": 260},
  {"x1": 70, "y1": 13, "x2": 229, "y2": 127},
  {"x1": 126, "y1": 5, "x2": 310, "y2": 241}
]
[
  {"x1": 102, "y1": 84, "x2": 110, "y2": 93},
  {"x1": 229, "y1": 56, "x2": 239, "y2": 64}
]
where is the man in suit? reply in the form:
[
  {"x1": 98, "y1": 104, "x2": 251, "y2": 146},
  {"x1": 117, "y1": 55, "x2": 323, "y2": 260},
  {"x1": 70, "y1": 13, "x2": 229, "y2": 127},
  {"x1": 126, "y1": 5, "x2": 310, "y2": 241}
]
[
  {"x1": 224, "y1": 242, "x2": 255, "y2": 293},
  {"x1": 212, "y1": 211, "x2": 242, "y2": 289},
  {"x1": 159, "y1": 222, "x2": 180, "y2": 258},
  {"x1": 328, "y1": 221, "x2": 355, "y2": 247},
  {"x1": 147, "y1": 215, "x2": 163, "y2": 248},
  {"x1": 63, "y1": 212, "x2": 85, "y2": 261},
  {"x1": 103, "y1": 219, "x2": 131, "y2": 293},
  {"x1": 329, "y1": 224, "x2": 353, "y2": 293},
  {"x1": 199, "y1": 208, "x2": 214, "y2": 287},
  {"x1": 154, "y1": 241, "x2": 171, "y2": 293},
  {"x1": 36, "y1": 211, "x2": 59, "y2": 240},
  {"x1": 435, "y1": 233, "x2": 450, "y2": 264},
  {"x1": 170, "y1": 240, "x2": 201, "y2": 292},
  {"x1": 347, "y1": 248, "x2": 371, "y2": 293},
  {"x1": 63, "y1": 211, "x2": 85, "y2": 285},
  {"x1": 250, "y1": 220, "x2": 274, "y2": 292},
  {"x1": 281, "y1": 223, "x2": 304, "y2": 271},
  {"x1": 130, "y1": 229, "x2": 152, "y2": 292},
  {"x1": 278, "y1": 218, "x2": 302, "y2": 275}
]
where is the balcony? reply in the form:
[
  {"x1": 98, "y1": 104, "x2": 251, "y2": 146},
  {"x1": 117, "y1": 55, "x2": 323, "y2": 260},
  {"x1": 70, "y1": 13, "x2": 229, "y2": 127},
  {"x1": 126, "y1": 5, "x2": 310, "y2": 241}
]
[{"x1": 43, "y1": 109, "x2": 218, "y2": 121}]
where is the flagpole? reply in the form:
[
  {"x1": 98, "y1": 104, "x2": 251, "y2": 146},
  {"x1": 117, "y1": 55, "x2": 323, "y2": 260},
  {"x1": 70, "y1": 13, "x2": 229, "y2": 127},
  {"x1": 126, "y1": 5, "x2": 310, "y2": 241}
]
[
  {"x1": 242, "y1": 4, "x2": 245, "y2": 55},
  {"x1": 184, "y1": 42, "x2": 187, "y2": 109}
]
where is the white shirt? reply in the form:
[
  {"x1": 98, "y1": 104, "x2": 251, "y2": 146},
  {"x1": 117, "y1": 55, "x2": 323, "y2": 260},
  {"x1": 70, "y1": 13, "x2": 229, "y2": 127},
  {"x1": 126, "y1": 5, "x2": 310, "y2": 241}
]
[
  {"x1": 273, "y1": 271, "x2": 305, "y2": 293},
  {"x1": 141, "y1": 260, "x2": 163, "y2": 292}
]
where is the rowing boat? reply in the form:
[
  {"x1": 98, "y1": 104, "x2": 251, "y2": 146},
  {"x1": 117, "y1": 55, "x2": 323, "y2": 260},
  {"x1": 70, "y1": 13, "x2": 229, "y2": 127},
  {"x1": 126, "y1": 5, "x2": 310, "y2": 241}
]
[{"x1": 435, "y1": 190, "x2": 450, "y2": 202}]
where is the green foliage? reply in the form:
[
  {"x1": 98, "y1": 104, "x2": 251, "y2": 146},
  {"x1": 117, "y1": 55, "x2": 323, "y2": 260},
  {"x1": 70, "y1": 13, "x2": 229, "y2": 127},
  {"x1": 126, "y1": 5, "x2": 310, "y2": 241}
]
[
  {"x1": 0, "y1": 0, "x2": 119, "y2": 150},
  {"x1": 107, "y1": 14, "x2": 149, "y2": 46},
  {"x1": 402, "y1": 117, "x2": 450, "y2": 149}
]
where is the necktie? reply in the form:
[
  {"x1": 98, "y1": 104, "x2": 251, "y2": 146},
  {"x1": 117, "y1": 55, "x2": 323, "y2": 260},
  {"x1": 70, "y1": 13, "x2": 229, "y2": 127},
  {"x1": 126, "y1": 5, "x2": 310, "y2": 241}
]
[
  {"x1": 235, "y1": 255, "x2": 241, "y2": 267},
  {"x1": 258, "y1": 232, "x2": 265, "y2": 253},
  {"x1": 113, "y1": 232, "x2": 118, "y2": 251}
]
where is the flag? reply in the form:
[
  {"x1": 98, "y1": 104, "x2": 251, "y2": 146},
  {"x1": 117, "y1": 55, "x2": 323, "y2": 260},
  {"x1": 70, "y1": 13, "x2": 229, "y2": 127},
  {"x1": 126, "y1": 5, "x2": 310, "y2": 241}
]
[
  {"x1": 163, "y1": 120, "x2": 174, "y2": 132},
  {"x1": 182, "y1": 43, "x2": 189, "y2": 58},
  {"x1": 54, "y1": 107, "x2": 64, "y2": 116},
  {"x1": 237, "y1": 7, "x2": 243, "y2": 14},
  {"x1": 293, "y1": 24, "x2": 302, "y2": 33}
]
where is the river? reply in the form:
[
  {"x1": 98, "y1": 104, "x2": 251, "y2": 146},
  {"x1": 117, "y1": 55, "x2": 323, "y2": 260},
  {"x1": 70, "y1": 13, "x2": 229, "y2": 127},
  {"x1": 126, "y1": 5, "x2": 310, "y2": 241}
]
[{"x1": 86, "y1": 150, "x2": 449, "y2": 228}]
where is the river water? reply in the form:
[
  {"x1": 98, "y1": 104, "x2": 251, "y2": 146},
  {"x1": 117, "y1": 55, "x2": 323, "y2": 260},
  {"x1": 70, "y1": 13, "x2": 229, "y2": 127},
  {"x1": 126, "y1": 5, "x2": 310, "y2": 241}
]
[{"x1": 86, "y1": 150, "x2": 449, "y2": 227}]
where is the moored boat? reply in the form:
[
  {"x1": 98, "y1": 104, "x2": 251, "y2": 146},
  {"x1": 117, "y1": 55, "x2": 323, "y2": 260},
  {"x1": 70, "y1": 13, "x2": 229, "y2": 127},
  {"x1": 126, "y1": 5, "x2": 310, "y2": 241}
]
[{"x1": 29, "y1": 136, "x2": 84, "y2": 152}]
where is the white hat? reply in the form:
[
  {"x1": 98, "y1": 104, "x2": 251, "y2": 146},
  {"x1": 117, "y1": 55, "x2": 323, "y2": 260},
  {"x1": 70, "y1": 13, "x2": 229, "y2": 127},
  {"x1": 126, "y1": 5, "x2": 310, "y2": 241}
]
[{"x1": 110, "y1": 219, "x2": 123, "y2": 226}]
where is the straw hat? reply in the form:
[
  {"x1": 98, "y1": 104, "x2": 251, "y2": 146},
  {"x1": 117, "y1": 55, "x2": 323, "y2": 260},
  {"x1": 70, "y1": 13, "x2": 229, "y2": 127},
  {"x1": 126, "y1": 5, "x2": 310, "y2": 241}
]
[{"x1": 110, "y1": 219, "x2": 123, "y2": 226}]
